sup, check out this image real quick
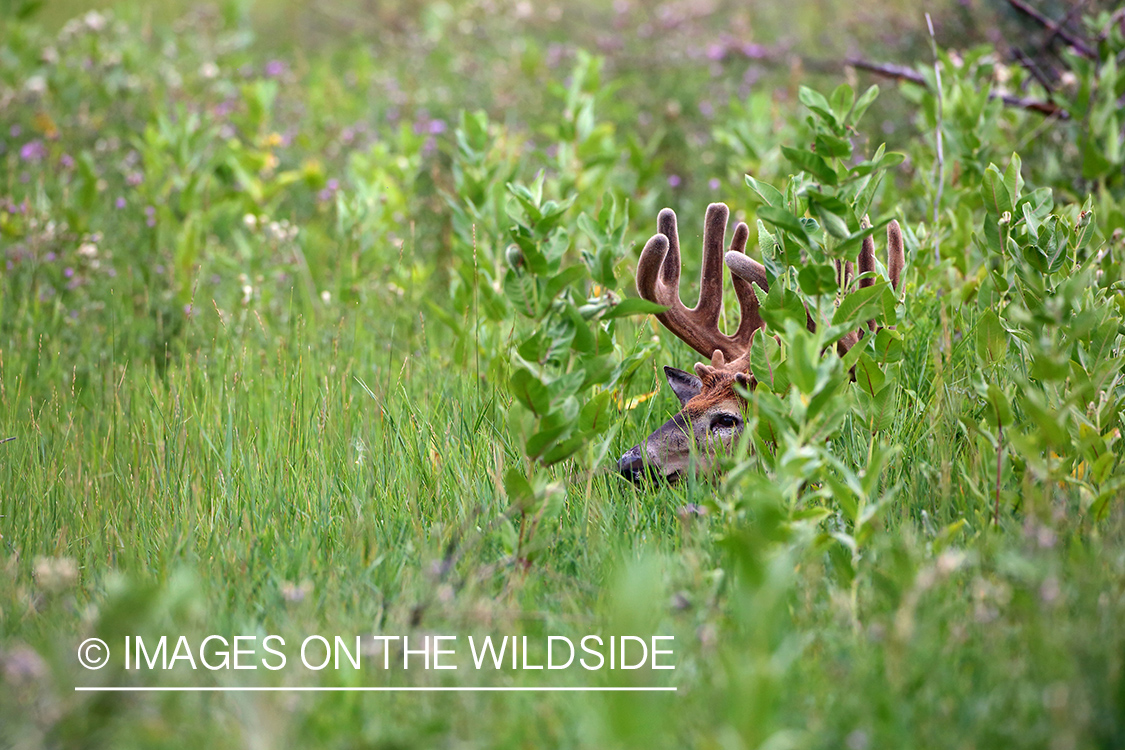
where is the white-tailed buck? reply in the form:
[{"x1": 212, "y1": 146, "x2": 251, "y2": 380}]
[{"x1": 617, "y1": 202, "x2": 905, "y2": 483}]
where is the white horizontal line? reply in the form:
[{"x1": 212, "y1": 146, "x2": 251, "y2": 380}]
[{"x1": 75, "y1": 686, "x2": 677, "y2": 693}]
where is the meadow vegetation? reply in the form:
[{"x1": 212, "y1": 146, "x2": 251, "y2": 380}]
[{"x1": 1, "y1": 1, "x2": 1124, "y2": 747}]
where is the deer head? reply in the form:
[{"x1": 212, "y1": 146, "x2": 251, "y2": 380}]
[{"x1": 617, "y1": 202, "x2": 905, "y2": 484}]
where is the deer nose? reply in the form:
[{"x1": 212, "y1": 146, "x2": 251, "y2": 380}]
[{"x1": 617, "y1": 445, "x2": 651, "y2": 484}]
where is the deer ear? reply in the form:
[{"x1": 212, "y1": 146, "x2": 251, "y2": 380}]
[{"x1": 664, "y1": 366, "x2": 703, "y2": 406}]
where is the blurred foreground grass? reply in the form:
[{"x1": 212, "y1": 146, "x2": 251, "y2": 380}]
[{"x1": 2, "y1": 0, "x2": 1125, "y2": 748}]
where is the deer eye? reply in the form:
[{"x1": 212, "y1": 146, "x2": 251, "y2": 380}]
[{"x1": 711, "y1": 413, "x2": 741, "y2": 431}]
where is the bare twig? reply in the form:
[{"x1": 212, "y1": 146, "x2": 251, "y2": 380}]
[
  {"x1": 926, "y1": 13, "x2": 944, "y2": 265},
  {"x1": 848, "y1": 58, "x2": 1071, "y2": 119},
  {"x1": 999, "y1": 94, "x2": 1070, "y2": 119},
  {"x1": 1006, "y1": 0, "x2": 1097, "y2": 59},
  {"x1": 849, "y1": 59, "x2": 925, "y2": 85},
  {"x1": 1044, "y1": 0, "x2": 1090, "y2": 49},
  {"x1": 1011, "y1": 46, "x2": 1056, "y2": 91}
]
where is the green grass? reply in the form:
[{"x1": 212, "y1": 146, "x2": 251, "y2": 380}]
[{"x1": 3, "y1": 1, "x2": 1125, "y2": 748}]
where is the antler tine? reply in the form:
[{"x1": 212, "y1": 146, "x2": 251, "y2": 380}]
[
  {"x1": 636, "y1": 203, "x2": 762, "y2": 367},
  {"x1": 887, "y1": 220, "x2": 905, "y2": 291},
  {"x1": 837, "y1": 217, "x2": 907, "y2": 355},
  {"x1": 858, "y1": 217, "x2": 878, "y2": 331}
]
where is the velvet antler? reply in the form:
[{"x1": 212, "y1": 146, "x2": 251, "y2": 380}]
[{"x1": 636, "y1": 203, "x2": 767, "y2": 373}]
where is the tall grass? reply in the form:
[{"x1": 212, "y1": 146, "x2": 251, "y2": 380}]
[{"x1": 3, "y1": 1, "x2": 1125, "y2": 748}]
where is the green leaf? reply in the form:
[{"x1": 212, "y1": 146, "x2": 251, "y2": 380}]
[
  {"x1": 541, "y1": 437, "x2": 586, "y2": 466},
  {"x1": 510, "y1": 366, "x2": 551, "y2": 415},
  {"x1": 872, "y1": 328, "x2": 904, "y2": 364},
  {"x1": 544, "y1": 265, "x2": 588, "y2": 301},
  {"x1": 854, "y1": 353, "x2": 885, "y2": 396},
  {"x1": 781, "y1": 145, "x2": 838, "y2": 185},
  {"x1": 811, "y1": 199, "x2": 850, "y2": 239},
  {"x1": 798, "y1": 263, "x2": 838, "y2": 295},
  {"x1": 975, "y1": 309, "x2": 1007, "y2": 367},
  {"x1": 1072, "y1": 209, "x2": 1096, "y2": 254},
  {"x1": 833, "y1": 217, "x2": 895, "y2": 257},
  {"x1": 983, "y1": 383, "x2": 1013, "y2": 427},
  {"x1": 847, "y1": 149, "x2": 904, "y2": 178},
  {"x1": 830, "y1": 83, "x2": 855, "y2": 123},
  {"x1": 787, "y1": 331, "x2": 819, "y2": 394},
  {"x1": 745, "y1": 175, "x2": 785, "y2": 207},
  {"x1": 759, "y1": 284, "x2": 809, "y2": 330},
  {"x1": 798, "y1": 86, "x2": 838, "y2": 126},
  {"x1": 815, "y1": 133, "x2": 852, "y2": 159},
  {"x1": 849, "y1": 85, "x2": 880, "y2": 126},
  {"x1": 832, "y1": 280, "x2": 887, "y2": 328},
  {"x1": 1003, "y1": 153, "x2": 1024, "y2": 204},
  {"x1": 578, "y1": 390, "x2": 614, "y2": 434},
  {"x1": 601, "y1": 297, "x2": 667, "y2": 319},
  {"x1": 749, "y1": 333, "x2": 786, "y2": 393},
  {"x1": 504, "y1": 469, "x2": 537, "y2": 513},
  {"x1": 867, "y1": 384, "x2": 897, "y2": 433},
  {"x1": 1037, "y1": 216, "x2": 1068, "y2": 274},
  {"x1": 981, "y1": 164, "x2": 1012, "y2": 218},
  {"x1": 757, "y1": 220, "x2": 779, "y2": 257},
  {"x1": 758, "y1": 205, "x2": 813, "y2": 246}
]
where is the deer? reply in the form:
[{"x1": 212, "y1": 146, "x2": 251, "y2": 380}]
[{"x1": 617, "y1": 202, "x2": 905, "y2": 484}]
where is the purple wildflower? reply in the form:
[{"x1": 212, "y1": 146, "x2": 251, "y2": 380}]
[
  {"x1": 709, "y1": 178, "x2": 721, "y2": 190},
  {"x1": 740, "y1": 43, "x2": 767, "y2": 59},
  {"x1": 45, "y1": 252, "x2": 57, "y2": 262},
  {"x1": 20, "y1": 140, "x2": 47, "y2": 162},
  {"x1": 9, "y1": 125, "x2": 21, "y2": 138},
  {"x1": 264, "y1": 60, "x2": 287, "y2": 78},
  {"x1": 59, "y1": 153, "x2": 75, "y2": 169},
  {"x1": 667, "y1": 174, "x2": 682, "y2": 188},
  {"x1": 115, "y1": 197, "x2": 126, "y2": 209},
  {"x1": 428, "y1": 119, "x2": 447, "y2": 135},
  {"x1": 64, "y1": 267, "x2": 74, "y2": 278}
]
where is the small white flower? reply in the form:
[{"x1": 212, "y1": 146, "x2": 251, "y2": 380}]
[
  {"x1": 243, "y1": 214, "x2": 258, "y2": 230},
  {"x1": 199, "y1": 62, "x2": 219, "y2": 79},
  {"x1": 25, "y1": 75, "x2": 47, "y2": 95},
  {"x1": 320, "y1": 290, "x2": 331, "y2": 304},
  {"x1": 77, "y1": 242, "x2": 98, "y2": 258},
  {"x1": 83, "y1": 10, "x2": 107, "y2": 32}
]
